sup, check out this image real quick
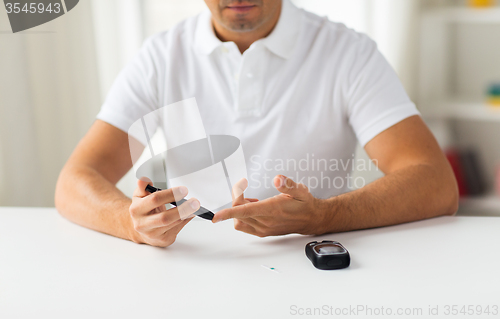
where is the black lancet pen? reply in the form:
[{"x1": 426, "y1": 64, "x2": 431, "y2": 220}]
[{"x1": 145, "y1": 184, "x2": 214, "y2": 221}]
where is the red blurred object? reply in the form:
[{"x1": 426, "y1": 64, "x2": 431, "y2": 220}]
[{"x1": 445, "y1": 149, "x2": 468, "y2": 197}]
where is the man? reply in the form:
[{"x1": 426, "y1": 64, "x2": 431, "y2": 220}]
[{"x1": 55, "y1": 0, "x2": 458, "y2": 247}]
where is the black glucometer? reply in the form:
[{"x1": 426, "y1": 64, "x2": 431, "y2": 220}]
[{"x1": 305, "y1": 240, "x2": 350, "y2": 270}]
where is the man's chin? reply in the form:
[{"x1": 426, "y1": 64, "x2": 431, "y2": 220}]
[
  {"x1": 221, "y1": 11, "x2": 264, "y2": 31},
  {"x1": 228, "y1": 25, "x2": 259, "y2": 33},
  {"x1": 223, "y1": 19, "x2": 264, "y2": 32}
]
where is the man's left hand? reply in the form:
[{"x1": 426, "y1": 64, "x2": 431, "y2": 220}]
[{"x1": 212, "y1": 175, "x2": 329, "y2": 237}]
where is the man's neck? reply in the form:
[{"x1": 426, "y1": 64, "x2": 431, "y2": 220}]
[{"x1": 212, "y1": 6, "x2": 282, "y2": 54}]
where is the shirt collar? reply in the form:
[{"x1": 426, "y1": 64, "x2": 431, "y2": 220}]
[
  {"x1": 260, "y1": 0, "x2": 302, "y2": 59},
  {"x1": 193, "y1": 0, "x2": 302, "y2": 59},
  {"x1": 193, "y1": 9, "x2": 222, "y2": 56}
]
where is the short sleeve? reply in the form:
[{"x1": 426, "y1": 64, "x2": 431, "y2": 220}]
[
  {"x1": 346, "y1": 35, "x2": 420, "y2": 147},
  {"x1": 96, "y1": 36, "x2": 162, "y2": 146}
]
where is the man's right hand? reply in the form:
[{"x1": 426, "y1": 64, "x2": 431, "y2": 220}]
[{"x1": 129, "y1": 179, "x2": 200, "y2": 247}]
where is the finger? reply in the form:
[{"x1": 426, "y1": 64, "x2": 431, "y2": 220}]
[
  {"x1": 232, "y1": 178, "x2": 248, "y2": 206},
  {"x1": 165, "y1": 216, "x2": 194, "y2": 237},
  {"x1": 133, "y1": 178, "x2": 153, "y2": 198},
  {"x1": 134, "y1": 186, "x2": 189, "y2": 216},
  {"x1": 233, "y1": 218, "x2": 260, "y2": 236},
  {"x1": 158, "y1": 215, "x2": 193, "y2": 237},
  {"x1": 237, "y1": 216, "x2": 289, "y2": 237},
  {"x1": 237, "y1": 216, "x2": 267, "y2": 230},
  {"x1": 212, "y1": 200, "x2": 267, "y2": 223},
  {"x1": 273, "y1": 175, "x2": 309, "y2": 200},
  {"x1": 147, "y1": 216, "x2": 186, "y2": 235},
  {"x1": 148, "y1": 217, "x2": 194, "y2": 247},
  {"x1": 144, "y1": 198, "x2": 200, "y2": 229},
  {"x1": 177, "y1": 198, "x2": 200, "y2": 220}
]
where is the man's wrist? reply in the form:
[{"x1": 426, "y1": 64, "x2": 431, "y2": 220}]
[{"x1": 310, "y1": 197, "x2": 339, "y2": 235}]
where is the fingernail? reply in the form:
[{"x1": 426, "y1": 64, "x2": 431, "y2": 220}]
[
  {"x1": 139, "y1": 177, "x2": 152, "y2": 183},
  {"x1": 178, "y1": 186, "x2": 188, "y2": 197},
  {"x1": 279, "y1": 176, "x2": 286, "y2": 188},
  {"x1": 190, "y1": 199, "x2": 200, "y2": 210}
]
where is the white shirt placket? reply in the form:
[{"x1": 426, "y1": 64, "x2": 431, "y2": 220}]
[{"x1": 236, "y1": 43, "x2": 264, "y2": 117}]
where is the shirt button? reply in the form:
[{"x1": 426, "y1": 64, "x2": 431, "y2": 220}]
[{"x1": 221, "y1": 46, "x2": 229, "y2": 53}]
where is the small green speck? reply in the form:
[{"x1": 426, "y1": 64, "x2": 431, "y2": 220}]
[{"x1": 270, "y1": 268, "x2": 275, "y2": 270}]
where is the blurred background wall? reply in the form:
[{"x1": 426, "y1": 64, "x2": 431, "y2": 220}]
[
  {"x1": 1, "y1": 0, "x2": 499, "y2": 215},
  {"x1": 0, "y1": 1, "x2": 101, "y2": 206}
]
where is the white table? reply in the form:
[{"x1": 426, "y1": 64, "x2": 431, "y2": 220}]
[{"x1": 1, "y1": 208, "x2": 499, "y2": 319}]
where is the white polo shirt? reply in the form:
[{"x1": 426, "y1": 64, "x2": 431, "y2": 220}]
[{"x1": 97, "y1": 0, "x2": 419, "y2": 200}]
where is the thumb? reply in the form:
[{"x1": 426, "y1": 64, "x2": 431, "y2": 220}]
[
  {"x1": 134, "y1": 177, "x2": 153, "y2": 197},
  {"x1": 232, "y1": 178, "x2": 248, "y2": 206},
  {"x1": 274, "y1": 175, "x2": 309, "y2": 200}
]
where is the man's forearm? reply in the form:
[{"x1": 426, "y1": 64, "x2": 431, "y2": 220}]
[
  {"x1": 318, "y1": 163, "x2": 459, "y2": 234},
  {"x1": 55, "y1": 165, "x2": 137, "y2": 242}
]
